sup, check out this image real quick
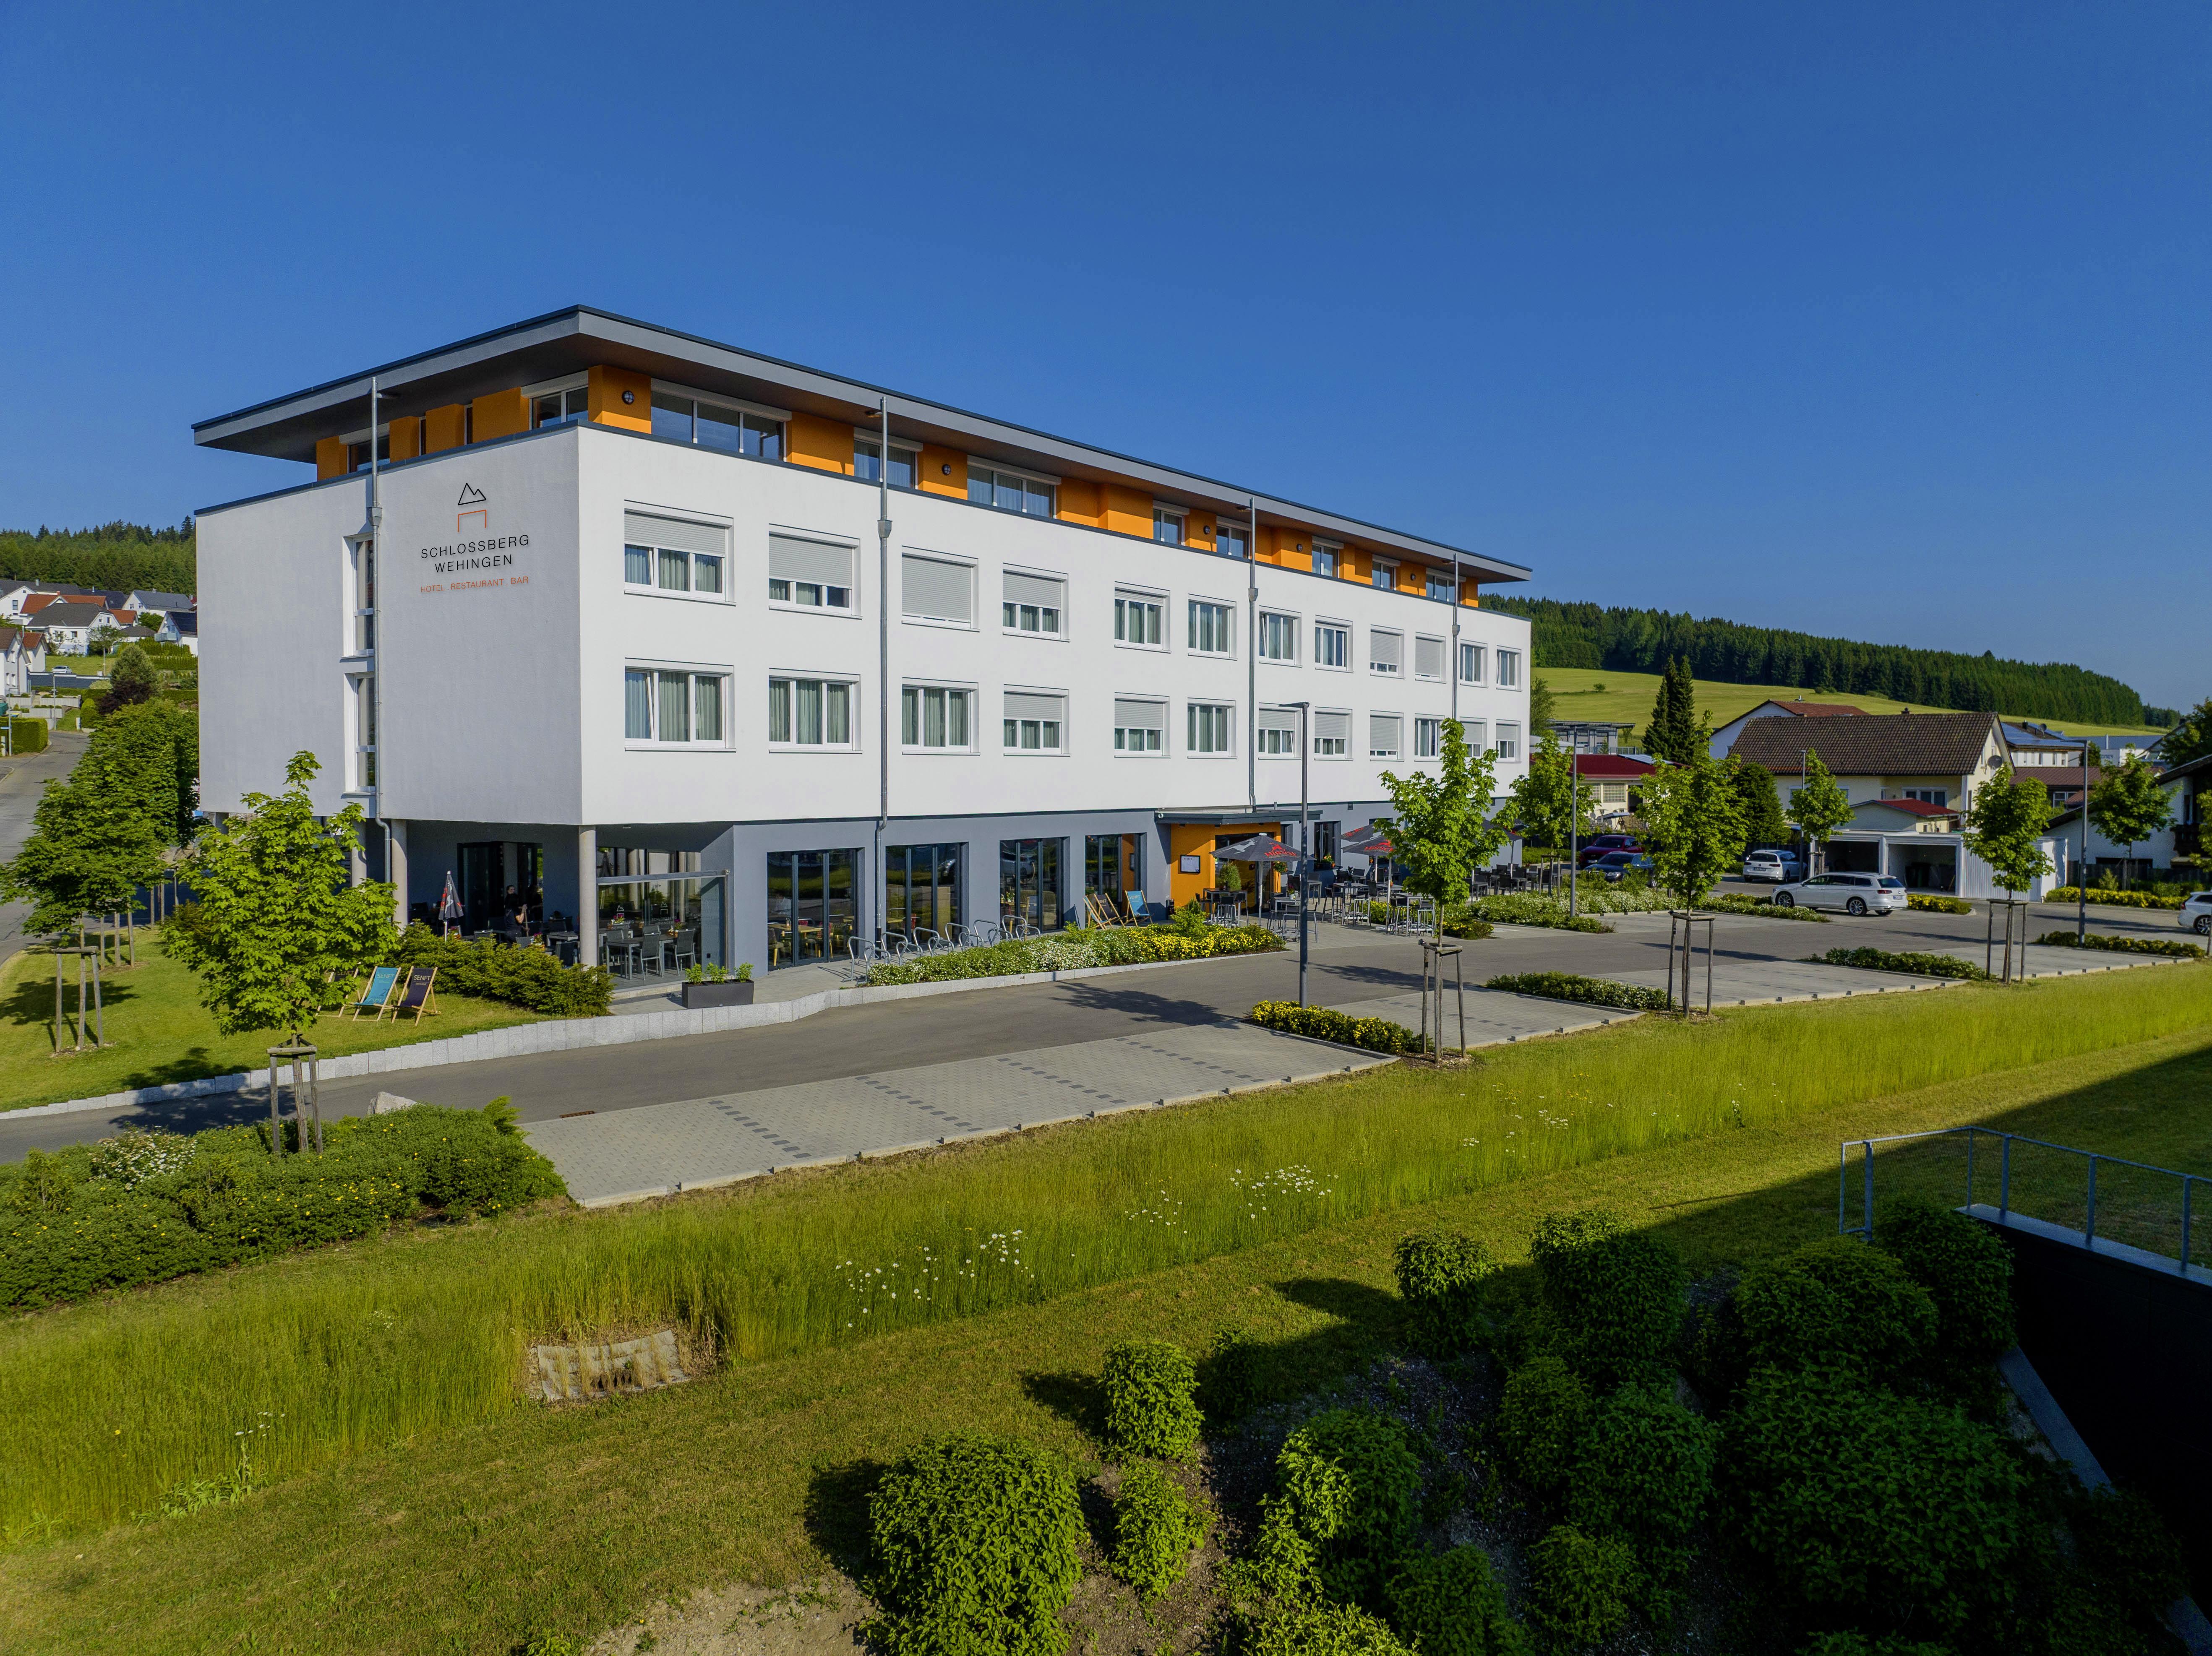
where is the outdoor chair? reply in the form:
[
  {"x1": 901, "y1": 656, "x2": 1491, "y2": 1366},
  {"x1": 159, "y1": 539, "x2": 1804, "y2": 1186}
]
[
  {"x1": 344, "y1": 965, "x2": 400, "y2": 1020},
  {"x1": 379, "y1": 966, "x2": 438, "y2": 1023}
]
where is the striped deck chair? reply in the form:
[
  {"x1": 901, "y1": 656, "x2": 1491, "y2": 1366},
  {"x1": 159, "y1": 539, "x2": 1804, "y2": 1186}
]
[
  {"x1": 344, "y1": 965, "x2": 401, "y2": 1019},
  {"x1": 380, "y1": 965, "x2": 439, "y2": 1023}
]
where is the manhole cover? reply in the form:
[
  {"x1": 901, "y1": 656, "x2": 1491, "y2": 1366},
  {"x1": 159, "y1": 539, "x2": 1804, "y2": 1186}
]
[{"x1": 530, "y1": 1329, "x2": 689, "y2": 1402}]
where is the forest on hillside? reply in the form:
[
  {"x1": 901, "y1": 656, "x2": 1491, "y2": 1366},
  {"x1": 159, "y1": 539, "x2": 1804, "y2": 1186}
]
[
  {"x1": 0, "y1": 521, "x2": 197, "y2": 596},
  {"x1": 1490, "y1": 596, "x2": 2160, "y2": 726}
]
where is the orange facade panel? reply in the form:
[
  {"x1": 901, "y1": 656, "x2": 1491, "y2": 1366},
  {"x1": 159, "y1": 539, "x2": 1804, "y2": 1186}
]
[
  {"x1": 587, "y1": 365, "x2": 652, "y2": 433},
  {"x1": 918, "y1": 444, "x2": 967, "y2": 498},
  {"x1": 1101, "y1": 484, "x2": 1152, "y2": 538},
  {"x1": 424, "y1": 404, "x2": 466, "y2": 455},
  {"x1": 471, "y1": 388, "x2": 530, "y2": 444},
  {"x1": 387, "y1": 417, "x2": 422, "y2": 463},
  {"x1": 1055, "y1": 478, "x2": 1103, "y2": 528},
  {"x1": 315, "y1": 437, "x2": 348, "y2": 480},
  {"x1": 786, "y1": 413, "x2": 853, "y2": 474}
]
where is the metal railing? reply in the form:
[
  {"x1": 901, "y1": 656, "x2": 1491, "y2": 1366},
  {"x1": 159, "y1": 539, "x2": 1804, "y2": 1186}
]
[{"x1": 1839, "y1": 1125, "x2": 2203, "y2": 1278}]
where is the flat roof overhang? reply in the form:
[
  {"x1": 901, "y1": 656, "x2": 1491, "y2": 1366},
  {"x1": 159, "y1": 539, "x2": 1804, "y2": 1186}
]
[{"x1": 192, "y1": 306, "x2": 1532, "y2": 584}]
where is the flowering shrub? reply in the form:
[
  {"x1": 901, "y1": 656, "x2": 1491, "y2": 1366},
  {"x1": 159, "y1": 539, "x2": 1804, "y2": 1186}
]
[
  {"x1": 866, "y1": 923, "x2": 1281, "y2": 985},
  {"x1": 2043, "y1": 887, "x2": 2183, "y2": 909},
  {"x1": 1484, "y1": 972, "x2": 1668, "y2": 1012},
  {"x1": 1908, "y1": 894, "x2": 1973, "y2": 914},
  {"x1": 87, "y1": 1129, "x2": 196, "y2": 1189},
  {"x1": 1248, "y1": 1002, "x2": 1429, "y2": 1055}
]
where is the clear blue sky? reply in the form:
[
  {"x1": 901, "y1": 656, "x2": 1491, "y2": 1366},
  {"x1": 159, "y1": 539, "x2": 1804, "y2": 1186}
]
[{"x1": 3, "y1": 2, "x2": 2205, "y2": 713}]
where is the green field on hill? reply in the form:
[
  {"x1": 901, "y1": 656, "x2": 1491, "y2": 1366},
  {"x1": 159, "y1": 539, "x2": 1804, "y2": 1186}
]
[{"x1": 1542, "y1": 666, "x2": 2164, "y2": 742}]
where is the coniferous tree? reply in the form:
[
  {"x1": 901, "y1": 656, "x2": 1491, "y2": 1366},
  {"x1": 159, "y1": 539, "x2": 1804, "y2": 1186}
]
[
  {"x1": 1732, "y1": 760, "x2": 1789, "y2": 847},
  {"x1": 1644, "y1": 658, "x2": 1701, "y2": 765}
]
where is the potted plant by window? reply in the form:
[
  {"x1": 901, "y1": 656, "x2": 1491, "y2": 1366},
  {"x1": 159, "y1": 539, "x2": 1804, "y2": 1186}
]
[{"x1": 681, "y1": 961, "x2": 754, "y2": 1008}]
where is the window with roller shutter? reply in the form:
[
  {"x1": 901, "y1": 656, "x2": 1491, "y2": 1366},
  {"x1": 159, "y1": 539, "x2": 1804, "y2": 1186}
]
[
  {"x1": 1314, "y1": 710, "x2": 1351, "y2": 758},
  {"x1": 623, "y1": 511, "x2": 730, "y2": 603},
  {"x1": 768, "y1": 531, "x2": 856, "y2": 612},
  {"x1": 1002, "y1": 570, "x2": 1065, "y2": 636},
  {"x1": 1414, "y1": 635, "x2": 1445, "y2": 681},
  {"x1": 902, "y1": 554, "x2": 975, "y2": 625}
]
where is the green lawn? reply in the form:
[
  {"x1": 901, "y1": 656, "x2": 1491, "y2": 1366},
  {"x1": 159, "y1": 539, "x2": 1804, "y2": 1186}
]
[
  {"x1": 1542, "y1": 665, "x2": 2165, "y2": 741},
  {"x1": 0, "y1": 944, "x2": 540, "y2": 1110},
  {"x1": 0, "y1": 968, "x2": 2205, "y2": 1652}
]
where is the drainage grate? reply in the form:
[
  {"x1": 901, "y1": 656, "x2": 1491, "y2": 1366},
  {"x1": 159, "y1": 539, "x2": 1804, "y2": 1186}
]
[
  {"x1": 530, "y1": 1329, "x2": 688, "y2": 1402},
  {"x1": 559, "y1": 1109, "x2": 596, "y2": 1118}
]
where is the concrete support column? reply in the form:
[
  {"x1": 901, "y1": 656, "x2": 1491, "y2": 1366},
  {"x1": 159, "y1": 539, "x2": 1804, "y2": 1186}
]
[
  {"x1": 347, "y1": 829, "x2": 368, "y2": 888},
  {"x1": 578, "y1": 826, "x2": 598, "y2": 973},
  {"x1": 387, "y1": 820, "x2": 409, "y2": 930}
]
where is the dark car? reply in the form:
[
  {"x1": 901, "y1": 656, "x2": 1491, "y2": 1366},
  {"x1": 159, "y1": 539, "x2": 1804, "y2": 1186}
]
[
  {"x1": 1576, "y1": 834, "x2": 1641, "y2": 869},
  {"x1": 1591, "y1": 851, "x2": 1656, "y2": 883}
]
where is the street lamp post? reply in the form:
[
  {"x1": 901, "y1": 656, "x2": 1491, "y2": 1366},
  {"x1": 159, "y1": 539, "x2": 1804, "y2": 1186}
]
[
  {"x1": 1287, "y1": 700, "x2": 1312, "y2": 1006},
  {"x1": 2078, "y1": 736, "x2": 2090, "y2": 943},
  {"x1": 1568, "y1": 746, "x2": 1581, "y2": 921}
]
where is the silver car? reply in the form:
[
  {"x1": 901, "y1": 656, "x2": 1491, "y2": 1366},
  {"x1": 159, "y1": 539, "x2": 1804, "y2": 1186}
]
[
  {"x1": 1742, "y1": 849, "x2": 1803, "y2": 883},
  {"x1": 1773, "y1": 873, "x2": 1907, "y2": 916},
  {"x1": 2180, "y1": 892, "x2": 2212, "y2": 936}
]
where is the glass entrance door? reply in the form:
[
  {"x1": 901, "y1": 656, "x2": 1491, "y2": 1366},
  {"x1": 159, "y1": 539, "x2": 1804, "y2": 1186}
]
[
  {"x1": 768, "y1": 848, "x2": 859, "y2": 966},
  {"x1": 457, "y1": 842, "x2": 504, "y2": 932},
  {"x1": 886, "y1": 844, "x2": 962, "y2": 945},
  {"x1": 999, "y1": 838, "x2": 1064, "y2": 932}
]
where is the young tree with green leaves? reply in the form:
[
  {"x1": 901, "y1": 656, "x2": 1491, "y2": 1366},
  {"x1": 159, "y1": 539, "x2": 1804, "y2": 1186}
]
[
  {"x1": 1642, "y1": 656, "x2": 1701, "y2": 765},
  {"x1": 1633, "y1": 753, "x2": 1749, "y2": 908},
  {"x1": 0, "y1": 722, "x2": 170, "y2": 940},
  {"x1": 2153, "y1": 698, "x2": 2211, "y2": 769},
  {"x1": 1509, "y1": 734, "x2": 1598, "y2": 860},
  {"x1": 2085, "y1": 753, "x2": 2174, "y2": 887},
  {"x1": 99, "y1": 643, "x2": 158, "y2": 716},
  {"x1": 1784, "y1": 752, "x2": 1855, "y2": 877},
  {"x1": 1530, "y1": 673, "x2": 1557, "y2": 739},
  {"x1": 1962, "y1": 766, "x2": 2055, "y2": 896},
  {"x1": 164, "y1": 752, "x2": 395, "y2": 1046},
  {"x1": 1380, "y1": 718, "x2": 1507, "y2": 934},
  {"x1": 1732, "y1": 759, "x2": 1789, "y2": 847}
]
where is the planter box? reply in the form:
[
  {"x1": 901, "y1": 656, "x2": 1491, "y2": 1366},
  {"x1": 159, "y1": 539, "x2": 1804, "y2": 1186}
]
[{"x1": 681, "y1": 979, "x2": 755, "y2": 1009}]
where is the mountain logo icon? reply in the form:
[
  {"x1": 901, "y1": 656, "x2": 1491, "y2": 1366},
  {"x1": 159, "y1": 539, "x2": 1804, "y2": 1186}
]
[{"x1": 457, "y1": 483, "x2": 488, "y2": 507}]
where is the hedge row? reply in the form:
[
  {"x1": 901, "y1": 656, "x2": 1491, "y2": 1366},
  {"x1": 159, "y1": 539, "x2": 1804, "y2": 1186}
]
[
  {"x1": 2032, "y1": 930, "x2": 2204, "y2": 958},
  {"x1": 1907, "y1": 894, "x2": 1973, "y2": 914},
  {"x1": 1249, "y1": 1001, "x2": 1429, "y2": 1055},
  {"x1": 0, "y1": 1104, "x2": 564, "y2": 1307},
  {"x1": 866, "y1": 922, "x2": 1282, "y2": 986},
  {"x1": 391, "y1": 923, "x2": 612, "y2": 1016},
  {"x1": 1810, "y1": 945, "x2": 1987, "y2": 982},
  {"x1": 5, "y1": 716, "x2": 47, "y2": 755},
  {"x1": 2043, "y1": 887, "x2": 2184, "y2": 909},
  {"x1": 1454, "y1": 896, "x2": 1612, "y2": 934},
  {"x1": 1706, "y1": 893, "x2": 1827, "y2": 922},
  {"x1": 1484, "y1": 972, "x2": 1669, "y2": 1012}
]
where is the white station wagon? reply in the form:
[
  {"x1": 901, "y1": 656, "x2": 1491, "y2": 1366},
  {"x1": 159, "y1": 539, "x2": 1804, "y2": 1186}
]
[
  {"x1": 1773, "y1": 873, "x2": 1907, "y2": 916},
  {"x1": 2180, "y1": 892, "x2": 2212, "y2": 936}
]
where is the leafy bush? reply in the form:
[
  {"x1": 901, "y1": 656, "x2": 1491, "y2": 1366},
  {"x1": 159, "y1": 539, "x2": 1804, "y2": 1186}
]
[
  {"x1": 1908, "y1": 894, "x2": 1973, "y2": 914},
  {"x1": 2032, "y1": 930, "x2": 2203, "y2": 958},
  {"x1": 1813, "y1": 946, "x2": 1988, "y2": 982},
  {"x1": 1249, "y1": 1002, "x2": 1429, "y2": 1055},
  {"x1": 1732, "y1": 1239, "x2": 1938, "y2": 1382},
  {"x1": 865, "y1": 1432, "x2": 1085, "y2": 1656},
  {"x1": 5, "y1": 716, "x2": 45, "y2": 755},
  {"x1": 1248, "y1": 1601, "x2": 1414, "y2": 1655},
  {"x1": 1482, "y1": 972, "x2": 1668, "y2": 1012},
  {"x1": 1109, "y1": 1461, "x2": 1208, "y2": 1601},
  {"x1": 0, "y1": 1103, "x2": 562, "y2": 1307},
  {"x1": 2043, "y1": 887, "x2": 2183, "y2": 909},
  {"x1": 1706, "y1": 891, "x2": 1829, "y2": 921},
  {"x1": 2062, "y1": 1484, "x2": 2187, "y2": 1641},
  {"x1": 1455, "y1": 895, "x2": 1612, "y2": 933},
  {"x1": 1100, "y1": 1339, "x2": 1201, "y2": 1458},
  {"x1": 1267, "y1": 1409, "x2": 1422, "y2": 1608},
  {"x1": 1796, "y1": 1637, "x2": 1954, "y2": 1656},
  {"x1": 867, "y1": 922, "x2": 1282, "y2": 984},
  {"x1": 1875, "y1": 1200, "x2": 2014, "y2": 1370},
  {"x1": 1523, "y1": 1525, "x2": 1636, "y2": 1649},
  {"x1": 1568, "y1": 1385, "x2": 1718, "y2": 1601},
  {"x1": 1439, "y1": 916, "x2": 1495, "y2": 940},
  {"x1": 1722, "y1": 1367, "x2": 2022, "y2": 1629},
  {"x1": 391, "y1": 922, "x2": 611, "y2": 1015},
  {"x1": 1394, "y1": 1230, "x2": 1497, "y2": 1357},
  {"x1": 1199, "y1": 1327, "x2": 1262, "y2": 1424},
  {"x1": 1385, "y1": 1546, "x2": 1530, "y2": 1656},
  {"x1": 1529, "y1": 1210, "x2": 1688, "y2": 1388},
  {"x1": 1495, "y1": 1352, "x2": 1591, "y2": 1507}
]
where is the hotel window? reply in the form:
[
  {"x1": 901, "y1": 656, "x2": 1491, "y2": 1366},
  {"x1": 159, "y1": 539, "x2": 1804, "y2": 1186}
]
[
  {"x1": 652, "y1": 392, "x2": 785, "y2": 460},
  {"x1": 534, "y1": 387, "x2": 590, "y2": 429},
  {"x1": 854, "y1": 437, "x2": 919, "y2": 490},
  {"x1": 901, "y1": 554, "x2": 975, "y2": 625},
  {"x1": 351, "y1": 673, "x2": 376, "y2": 789},
  {"x1": 1256, "y1": 709, "x2": 1299, "y2": 756},
  {"x1": 768, "y1": 532, "x2": 853, "y2": 611},
  {"x1": 968, "y1": 463, "x2": 1056, "y2": 517},
  {"x1": 1902, "y1": 787, "x2": 1950, "y2": 806},
  {"x1": 1153, "y1": 506, "x2": 1185, "y2": 545},
  {"x1": 1315, "y1": 622, "x2": 1350, "y2": 670},
  {"x1": 347, "y1": 434, "x2": 391, "y2": 472},
  {"x1": 1114, "y1": 591, "x2": 1164, "y2": 646},
  {"x1": 1001, "y1": 838, "x2": 1066, "y2": 931},
  {"x1": 1426, "y1": 569, "x2": 1456, "y2": 602},
  {"x1": 1313, "y1": 711, "x2": 1351, "y2": 758},
  {"x1": 1415, "y1": 717, "x2": 1442, "y2": 759},
  {"x1": 1002, "y1": 570, "x2": 1065, "y2": 636},
  {"x1": 1114, "y1": 698, "x2": 1165, "y2": 753},
  {"x1": 1462, "y1": 719, "x2": 1488, "y2": 755},
  {"x1": 1459, "y1": 641, "x2": 1486, "y2": 684},
  {"x1": 627, "y1": 667, "x2": 729, "y2": 746},
  {"x1": 1187, "y1": 702, "x2": 1233, "y2": 756},
  {"x1": 352, "y1": 535, "x2": 375, "y2": 653},
  {"x1": 1003, "y1": 692, "x2": 1067, "y2": 753},
  {"x1": 1259, "y1": 612, "x2": 1297, "y2": 662},
  {"x1": 1497, "y1": 648, "x2": 1521, "y2": 689},
  {"x1": 1371, "y1": 557, "x2": 1398, "y2": 590},
  {"x1": 1414, "y1": 635, "x2": 1445, "y2": 681},
  {"x1": 767, "y1": 676, "x2": 853, "y2": 748},
  {"x1": 1369, "y1": 713, "x2": 1403, "y2": 760},
  {"x1": 1312, "y1": 542, "x2": 1340, "y2": 578},
  {"x1": 1188, "y1": 599, "x2": 1232, "y2": 655},
  {"x1": 901, "y1": 685, "x2": 974, "y2": 750},
  {"x1": 623, "y1": 513, "x2": 730, "y2": 601},
  {"x1": 1215, "y1": 522, "x2": 1249, "y2": 560},
  {"x1": 1369, "y1": 629, "x2": 1403, "y2": 677},
  {"x1": 1495, "y1": 721, "x2": 1521, "y2": 760}
]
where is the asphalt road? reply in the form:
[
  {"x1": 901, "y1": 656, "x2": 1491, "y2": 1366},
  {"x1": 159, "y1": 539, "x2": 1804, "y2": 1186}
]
[
  {"x1": 0, "y1": 731, "x2": 86, "y2": 966},
  {"x1": 0, "y1": 892, "x2": 2181, "y2": 1161}
]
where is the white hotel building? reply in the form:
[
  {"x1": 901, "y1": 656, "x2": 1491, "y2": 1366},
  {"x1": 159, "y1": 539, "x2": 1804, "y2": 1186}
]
[{"x1": 193, "y1": 308, "x2": 1532, "y2": 974}]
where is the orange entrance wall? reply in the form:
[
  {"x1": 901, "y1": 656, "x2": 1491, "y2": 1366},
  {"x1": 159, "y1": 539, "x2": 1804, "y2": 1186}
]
[{"x1": 1165, "y1": 822, "x2": 1283, "y2": 909}]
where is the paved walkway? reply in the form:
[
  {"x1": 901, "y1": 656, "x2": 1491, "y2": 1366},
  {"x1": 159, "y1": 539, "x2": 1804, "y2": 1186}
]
[
  {"x1": 526, "y1": 1021, "x2": 1391, "y2": 1205},
  {"x1": 0, "y1": 732, "x2": 86, "y2": 966}
]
